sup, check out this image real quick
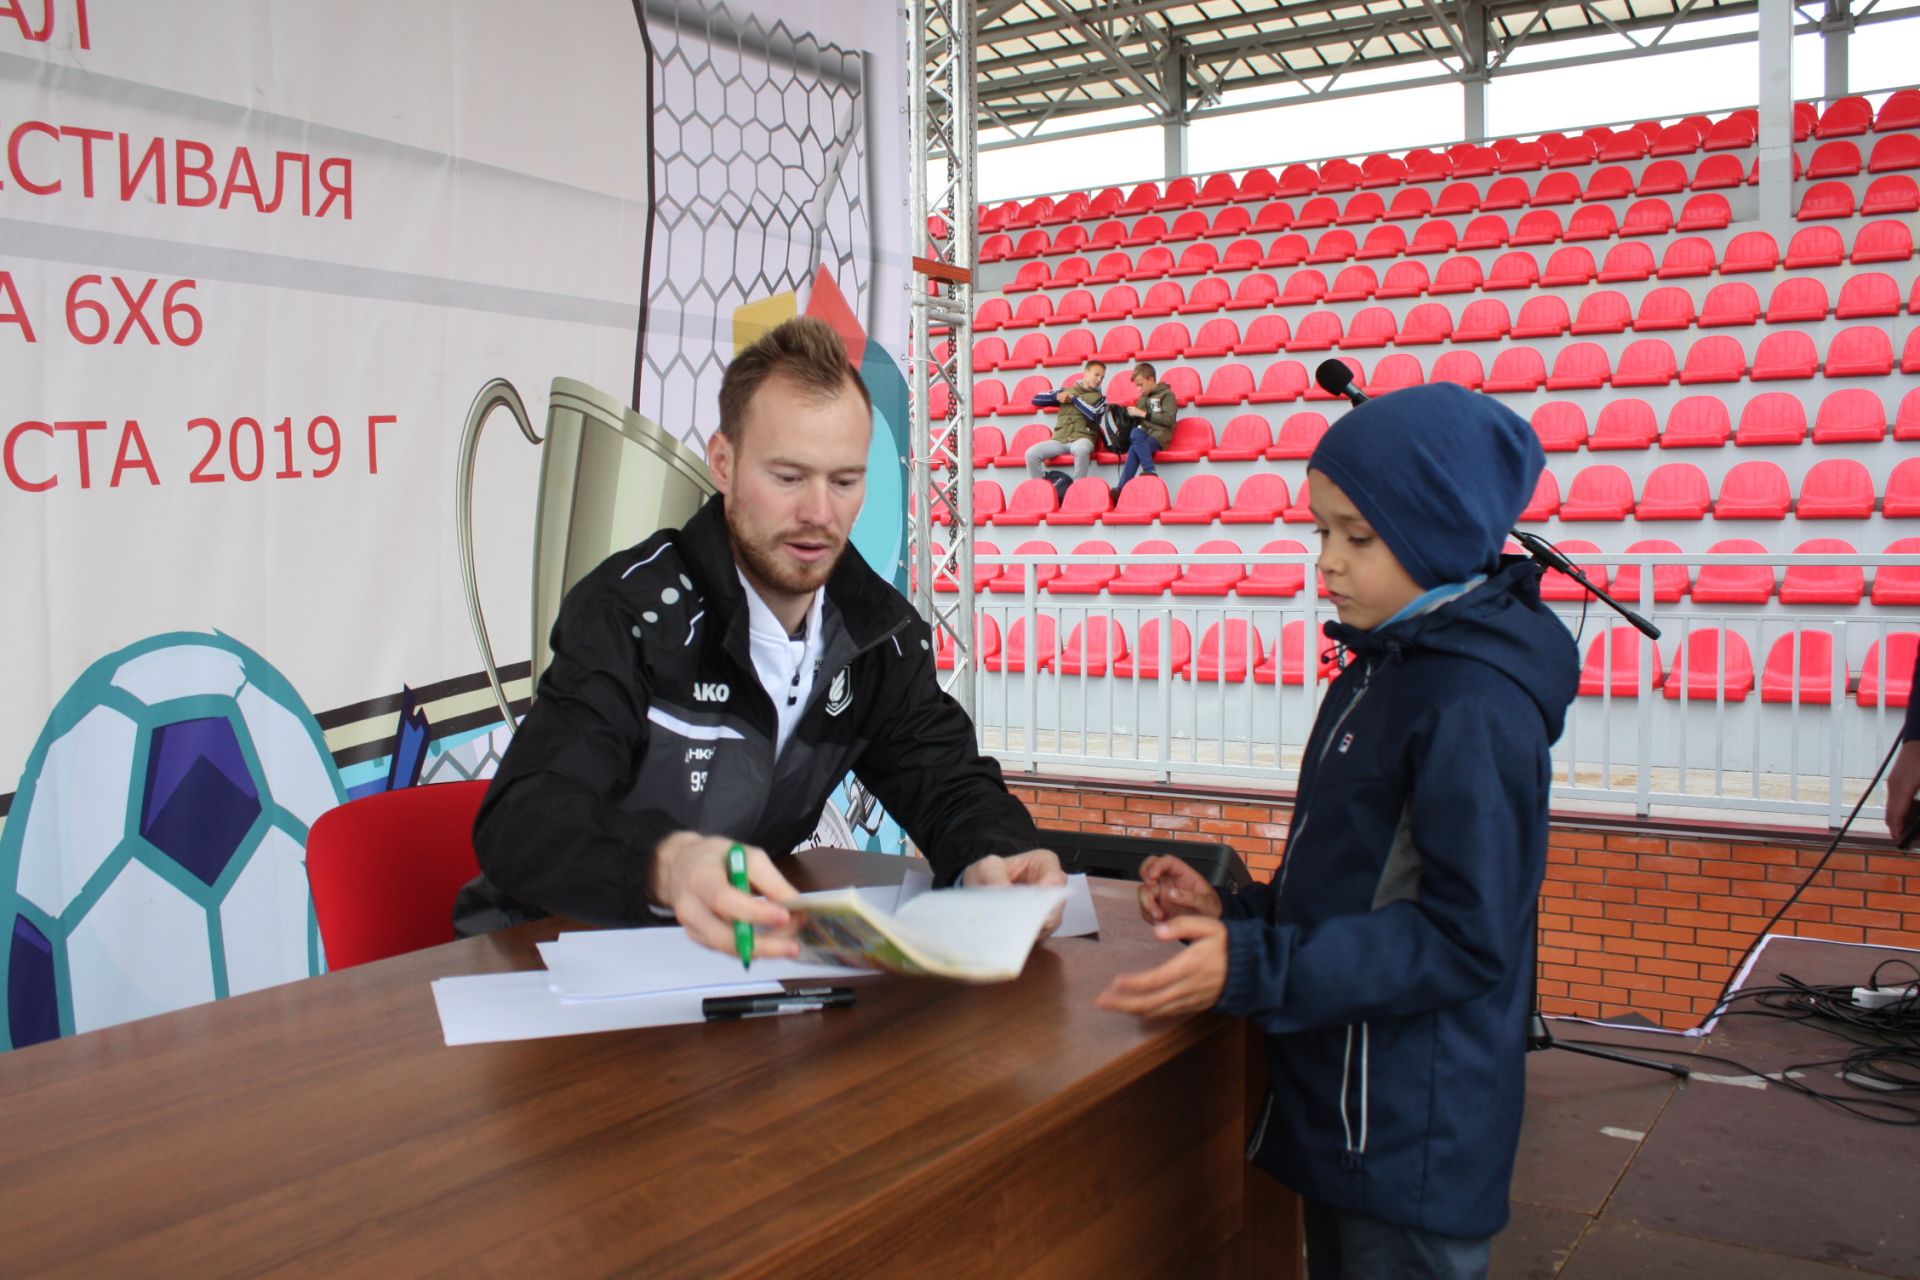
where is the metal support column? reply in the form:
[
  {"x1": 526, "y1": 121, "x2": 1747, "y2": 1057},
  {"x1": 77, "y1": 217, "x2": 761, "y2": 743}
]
[
  {"x1": 1162, "y1": 36, "x2": 1190, "y2": 180},
  {"x1": 1462, "y1": 0, "x2": 1489, "y2": 142},
  {"x1": 908, "y1": 0, "x2": 978, "y2": 715},
  {"x1": 1757, "y1": 0, "x2": 1795, "y2": 230},
  {"x1": 1823, "y1": 0, "x2": 1851, "y2": 97}
]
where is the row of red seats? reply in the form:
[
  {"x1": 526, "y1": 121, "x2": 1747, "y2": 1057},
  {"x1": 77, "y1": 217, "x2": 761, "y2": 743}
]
[
  {"x1": 935, "y1": 387, "x2": 1919, "y2": 470},
  {"x1": 949, "y1": 329, "x2": 1920, "y2": 416},
  {"x1": 934, "y1": 459, "x2": 1920, "y2": 531},
  {"x1": 1577, "y1": 627, "x2": 1914, "y2": 705},
  {"x1": 939, "y1": 611, "x2": 1918, "y2": 705},
  {"x1": 1521, "y1": 459, "x2": 1919, "y2": 522},
  {"x1": 976, "y1": 96, "x2": 1920, "y2": 229},
  {"x1": 974, "y1": 279, "x2": 1920, "y2": 369},
  {"x1": 983, "y1": 160, "x2": 1918, "y2": 262},
  {"x1": 928, "y1": 535, "x2": 1920, "y2": 607},
  {"x1": 980, "y1": 227, "x2": 1918, "y2": 321}
]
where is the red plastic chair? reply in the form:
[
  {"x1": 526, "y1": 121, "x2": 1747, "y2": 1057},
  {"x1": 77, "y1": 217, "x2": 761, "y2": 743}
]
[
  {"x1": 1692, "y1": 539, "x2": 1776, "y2": 604},
  {"x1": 1112, "y1": 618, "x2": 1192, "y2": 678},
  {"x1": 1780, "y1": 539, "x2": 1865, "y2": 605},
  {"x1": 1221, "y1": 473, "x2": 1290, "y2": 524},
  {"x1": 1188, "y1": 619, "x2": 1266, "y2": 682},
  {"x1": 306, "y1": 781, "x2": 489, "y2": 970},
  {"x1": 1255, "y1": 620, "x2": 1340, "y2": 685},
  {"x1": 1613, "y1": 540, "x2": 1691, "y2": 604},
  {"x1": 1873, "y1": 539, "x2": 1920, "y2": 605},
  {"x1": 1559, "y1": 465, "x2": 1638, "y2": 520},
  {"x1": 1712, "y1": 461, "x2": 1792, "y2": 520},
  {"x1": 1859, "y1": 635, "x2": 1920, "y2": 709},
  {"x1": 1106, "y1": 540, "x2": 1181, "y2": 596},
  {"x1": 1046, "y1": 540, "x2": 1121, "y2": 595},
  {"x1": 1578, "y1": 628, "x2": 1665, "y2": 697},
  {"x1": 1160, "y1": 474, "x2": 1231, "y2": 525},
  {"x1": 1760, "y1": 631, "x2": 1844, "y2": 705},
  {"x1": 1056, "y1": 616, "x2": 1130, "y2": 677},
  {"x1": 1169, "y1": 540, "x2": 1247, "y2": 596},
  {"x1": 1664, "y1": 629, "x2": 1756, "y2": 701}
]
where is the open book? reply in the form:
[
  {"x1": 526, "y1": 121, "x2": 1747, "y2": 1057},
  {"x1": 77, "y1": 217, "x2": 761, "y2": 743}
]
[{"x1": 786, "y1": 884, "x2": 1068, "y2": 982}]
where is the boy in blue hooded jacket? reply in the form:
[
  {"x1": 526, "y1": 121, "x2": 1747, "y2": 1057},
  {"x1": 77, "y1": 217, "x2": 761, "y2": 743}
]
[{"x1": 1098, "y1": 383, "x2": 1580, "y2": 1280}]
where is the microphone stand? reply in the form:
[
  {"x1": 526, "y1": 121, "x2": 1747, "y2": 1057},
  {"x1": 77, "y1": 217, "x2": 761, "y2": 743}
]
[{"x1": 1312, "y1": 361, "x2": 1687, "y2": 1079}]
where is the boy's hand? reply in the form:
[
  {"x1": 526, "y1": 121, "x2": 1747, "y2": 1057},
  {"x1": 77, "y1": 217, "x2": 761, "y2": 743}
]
[
  {"x1": 1136, "y1": 854, "x2": 1222, "y2": 925},
  {"x1": 1095, "y1": 916, "x2": 1228, "y2": 1016}
]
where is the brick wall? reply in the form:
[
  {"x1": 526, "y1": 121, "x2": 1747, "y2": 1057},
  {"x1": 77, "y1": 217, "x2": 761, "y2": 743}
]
[{"x1": 1010, "y1": 777, "x2": 1920, "y2": 1030}]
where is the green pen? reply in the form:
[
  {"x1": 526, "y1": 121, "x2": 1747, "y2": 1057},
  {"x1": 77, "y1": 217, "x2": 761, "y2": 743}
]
[{"x1": 727, "y1": 842, "x2": 754, "y2": 969}]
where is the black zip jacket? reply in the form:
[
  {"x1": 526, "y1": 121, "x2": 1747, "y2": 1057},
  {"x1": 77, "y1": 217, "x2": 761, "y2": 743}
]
[{"x1": 458, "y1": 495, "x2": 1041, "y2": 931}]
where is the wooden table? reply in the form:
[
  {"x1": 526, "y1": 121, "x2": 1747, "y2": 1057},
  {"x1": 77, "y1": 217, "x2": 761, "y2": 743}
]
[{"x1": 0, "y1": 850, "x2": 1299, "y2": 1278}]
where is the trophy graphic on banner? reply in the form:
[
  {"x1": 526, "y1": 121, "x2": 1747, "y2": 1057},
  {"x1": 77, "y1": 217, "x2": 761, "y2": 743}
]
[{"x1": 455, "y1": 378, "x2": 716, "y2": 729}]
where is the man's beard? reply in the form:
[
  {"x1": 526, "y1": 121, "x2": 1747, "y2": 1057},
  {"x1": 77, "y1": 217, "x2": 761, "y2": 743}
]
[{"x1": 729, "y1": 517, "x2": 845, "y2": 598}]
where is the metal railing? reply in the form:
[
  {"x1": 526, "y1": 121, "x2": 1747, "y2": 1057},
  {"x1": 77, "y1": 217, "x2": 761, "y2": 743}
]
[{"x1": 957, "y1": 547, "x2": 1919, "y2": 826}]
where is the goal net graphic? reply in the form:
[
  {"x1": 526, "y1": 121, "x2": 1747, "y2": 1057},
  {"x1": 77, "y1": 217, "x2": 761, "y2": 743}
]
[{"x1": 636, "y1": 0, "x2": 874, "y2": 445}]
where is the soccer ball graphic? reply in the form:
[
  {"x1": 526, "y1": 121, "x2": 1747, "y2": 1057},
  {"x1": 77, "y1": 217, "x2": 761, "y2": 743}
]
[{"x1": 0, "y1": 632, "x2": 344, "y2": 1050}]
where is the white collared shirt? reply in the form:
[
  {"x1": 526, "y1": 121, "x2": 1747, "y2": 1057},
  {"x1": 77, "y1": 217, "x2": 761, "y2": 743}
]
[{"x1": 737, "y1": 567, "x2": 825, "y2": 758}]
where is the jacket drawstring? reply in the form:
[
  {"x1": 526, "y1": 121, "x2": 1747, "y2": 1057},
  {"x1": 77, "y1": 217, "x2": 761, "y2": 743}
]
[{"x1": 1338, "y1": 1023, "x2": 1372, "y2": 1170}]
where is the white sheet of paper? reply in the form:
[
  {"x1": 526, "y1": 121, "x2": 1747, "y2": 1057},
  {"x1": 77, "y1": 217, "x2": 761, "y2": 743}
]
[
  {"x1": 908, "y1": 867, "x2": 1100, "y2": 938},
  {"x1": 537, "y1": 925, "x2": 869, "y2": 1001},
  {"x1": 430, "y1": 972, "x2": 784, "y2": 1046}
]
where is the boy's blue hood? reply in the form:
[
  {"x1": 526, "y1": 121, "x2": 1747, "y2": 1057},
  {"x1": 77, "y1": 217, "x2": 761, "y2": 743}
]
[{"x1": 1329, "y1": 557, "x2": 1579, "y2": 744}]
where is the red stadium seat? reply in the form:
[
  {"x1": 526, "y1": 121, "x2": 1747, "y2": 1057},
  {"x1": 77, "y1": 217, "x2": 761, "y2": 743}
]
[
  {"x1": 1530, "y1": 402, "x2": 1588, "y2": 451},
  {"x1": 1363, "y1": 153, "x2": 1409, "y2": 188},
  {"x1": 1779, "y1": 538, "x2": 1865, "y2": 605},
  {"x1": 1113, "y1": 618, "x2": 1192, "y2": 679},
  {"x1": 1139, "y1": 321, "x2": 1192, "y2": 361},
  {"x1": 1094, "y1": 323, "x2": 1145, "y2": 364},
  {"x1": 1236, "y1": 540, "x2": 1310, "y2": 598},
  {"x1": 1578, "y1": 627, "x2": 1666, "y2": 697},
  {"x1": 1236, "y1": 169, "x2": 1277, "y2": 204},
  {"x1": 994, "y1": 479, "x2": 1060, "y2": 528},
  {"x1": 1763, "y1": 276, "x2": 1830, "y2": 322},
  {"x1": 1385, "y1": 187, "x2": 1434, "y2": 221},
  {"x1": 1046, "y1": 541, "x2": 1122, "y2": 595},
  {"x1": 1295, "y1": 196, "x2": 1339, "y2": 229},
  {"x1": 1188, "y1": 619, "x2": 1266, "y2": 682},
  {"x1": 1863, "y1": 175, "x2": 1920, "y2": 214},
  {"x1": 1306, "y1": 229, "x2": 1359, "y2": 264},
  {"x1": 1661, "y1": 395, "x2": 1732, "y2": 449},
  {"x1": 1713, "y1": 460, "x2": 1793, "y2": 519},
  {"x1": 1622, "y1": 198, "x2": 1674, "y2": 236},
  {"x1": 1460, "y1": 214, "x2": 1511, "y2": 249},
  {"x1": 1590, "y1": 400, "x2": 1660, "y2": 450},
  {"x1": 1873, "y1": 538, "x2": 1920, "y2": 604},
  {"x1": 1268, "y1": 410, "x2": 1329, "y2": 458},
  {"x1": 1798, "y1": 181, "x2": 1856, "y2": 220},
  {"x1": 1282, "y1": 475, "x2": 1318, "y2": 522},
  {"x1": 1249, "y1": 360, "x2": 1310, "y2": 404},
  {"x1": 1546, "y1": 342, "x2": 1611, "y2": 390},
  {"x1": 1878, "y1": 91, "x2": 1920, "y2": 130},
  {"x1": 1122, "y1": 215, "x2": 1169, "y2": 248},
  {"x1": 1219, "y1": 473, "x2": 1290, "y2": 525},
  {"x1": 1170, "y1": 539, "x2": 1247, "y2": 596},
  {"x1": 1408, "y1": 220, "x2": 1460, "y2": 256},
  {"x1": 1342, "y1": 306, "x2": 1399, "y2": 349},
  {"x1": 1255, "y1": 620, "x2": 1340, "y2": 685},
  {"x1": 1691, "y1": 154, "x2": 1748, "y2": 190},
  {"x1": 1784, "y1": 225, "x2": 1846, "y2": 268},
  {"x1": 1288, "y1": 310, "x2": 1345, "y2": 351},
  {"x1": 1513, "y1": 295, "x2": 1572, "y2": 337},
  {"x1": 1658, "y1": 235, "x2": 1718, "y2": 278},
  {"x1": 1434, "y1": 182, "x2": 1480, "y2": 215},
  {"x1": 1043, "y1": 328, "x2": 1098, "y2": 369},
  {"x1": 1177, "y1": 277, "x2": 1232, "y2": 314},
  {"x1": 1811, "y1": 388, "x2": 1888, "y2": 443},
  {"x1": 935, "y1": 614, "x2": 1002, "y2": 671},
  {"x1": 1234, "y1": 314, "x2": 1292, "y2": 354},
  {"x1": 1102, "y1": 475, "x2": 1170, "y2": 525},
  {"x1": 1163, "y1": 209, "x2": 1210, "y2": 242},
  {"x1": 1676, "y1": 194, "x2": 1732, "y2": 231},
  {"x1": 973, "y1": 379, "x2": 1012, "y2": 417},
  {"x1": 1664, "y1": 628, "x2": 1755, "y2": 701},
  {"x1": 1091, "y1": 220, "x2": 1133, "y2": 250},
  {"x1": 1159, "y1": 475, "x2": 1231, "y2": 526},
  {"x1": 1870, "y1": 133, "x2": 1920, "y2": 172},
  {"x1": 1633, "y1": 461, "x2": 1713, "y2": 520},
  {"x1": 1377, "y1": 261, "x2": 1431, "y2": 298},
  {"x1": 1538, "y1": 539, "x2": 1610, "y2": 600},
  {"x1": 986, "y1": 614, "x2": 1059, "y2": 674},
  {"x1": 1692, "y1": 538, "x2": 1775, "y2": 603},
  {"x1": 1005, "y1": 375, "x2": 1057, "y2": 416},
  {"x1": 1005, "y1": 261, "x2": 1051, "y2": 293},
  {"x1": 1397, "y1": 302, "x2": 1454, "y2": 345},
  {"x1": 1614, "y1": 539, "x2": 1691, "y2": 604},
  {"x1": 1106, "y1": 539, "x2": 1181, "y2": 596},
  {"x1": 1566, "y1": 204, "x2": 1619, "y2": 242},
  {"x1": 1198, "y1": 174, "x2": 1242, "y2": 208},
  {"x1": 1086, "y1": 251, "x2": 1135, "y2": 285},
  {"x1": 1735, "y1": 392, "x2": 1808, "y2": 447},
  {"x1": 1901, "y1": 389, "x2": 1920, "y2": 441},
  {"x1": 975, "y1": 298, "x2": 1012, "y2": 331},
  {"x1": 1222, "y1": 272, "x2": 1282, "y2": 313},
  {"x1": 1720, "y1": 231, "x2": 1780, "y2": 274},
  {"x1": 1055, "y1": 615, "x2": 1130, "y2": 677},
  {"x1": 971, "y1": 337, "x2": 1009, "y2": 372},
  {"x1": 1817, "y1": 96, "x2": 1873, "y2": 138},
  {"x1": 1156, "y1": 417, "x2": 1216, "y2": 463},
  {"x1": 1510, "y1": 212, "x2": 1562, "y2": 246},
  {"x1": 1807, "y1": 140, "x2": 1863, "y2": 177},
  {"x1": 1678, "y1": 334, "x2": 1747, "y2": 384},
  {"x1": 1699, "y1": 281, "x2": 1760, "y2": 328},
  {"x1": 1168, "y1": 242, "x2": 1219, "y2": 276},
  {"x1": 1454, "y1": 299, "x2": 1512, "y2": 342},
  {"x1": 1585, "y1": 163, "x2": 1637, "y2": 197},
  {"x1": 1044, "y1": 477, "x2": 1114, "y2": 527},
  {"x1": 1367, "y1": 354, "x2": 1424, "y2": 395},
  {"x1": 1760, "y1": 631, "x2": 1845, "y2": 705},
  {"x1": 1000, "y1": 331, "x2": 1053, "y2": 371},
  {"x1": 1219, "y1": 238, "x2": 1265, "y2": 272},
  {"x1": 1634, "y1": 287, "x2": 1696, "y2": 331},
  {"x1": 1598, "y1": 241, "x2": 1657, "y2": 282},
  {"x1": 1859, "y1": 635, "x2": 1920, "y2": 709},
  {"x1": 1519, "y1": 469, "x2": 1562, "y2": 521},
  {"x1": 1004, "y1": 295, "x2": 1055, "y2": 330},
  {"x1": 1534, "y1": 171, "x2": 1584, "y2": 203},
  {"x1": 1186, "y1": 318, "x2": 1243, "y2": 360},
  {"x1": 1836, "y1": 271, "x2": 1903, "y2": 318},
  {"x1": 1211, "y1": 415, "x2": 1273, "y2": 461},
  {"x1": 1615, "y1": 339, "x2": 1678, "y2": 387},
  {"x1": 1132, "y1": 281, "x2": 1185, "y2": 318},
  {"x1": 1571, "y1": 289, "x2": 1632, "y2": 335},
  {"x1": 1339, "y1": 192, "x2": 1388, "y2": 225},
  {"x1": 1430, "y1": 350, "x2": 1485, "y2": 389},
  {"x1": 986, "y1": 538, "x2": 1062, "y2": 595},
  {"x1": 1277, "y1": 268, "x2": 1328, "y2": 306},
  {"x1": 1559, "y1": 465, "x2": 1638, "y2": 519},
  {"x1": 1750, "y1": 331, "x2": 1818, "y2": 381},
  {"x1": 1824, "y1": 326, "x2": 1895, "y2": 376},
  {"x1": 1430, "y1": 256, "x2": 1485, "y2": 295},
  {"x1": 1485, "y1": 252, "x2": 1541, "y2": 290},
  {"x1": 1796, "y1": 458, "x2": 1876, "y2": 518},
  {"x1": 1327, "y1": 264, "x2": 1382, "y2": 301},
  {"x1": 1161, "y1": 366, "x2": 1203, "y2": 405}
]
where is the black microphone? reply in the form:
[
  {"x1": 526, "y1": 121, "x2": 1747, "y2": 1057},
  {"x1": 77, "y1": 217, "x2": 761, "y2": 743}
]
[{"x1": 1314, "y1": 359, "x2": 1367, "y2": 406}]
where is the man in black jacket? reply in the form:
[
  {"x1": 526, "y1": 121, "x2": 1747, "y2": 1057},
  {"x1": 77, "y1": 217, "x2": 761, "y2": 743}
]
[{"x1": 460, "y1": 317, "x2": 1062, "y2": 954}]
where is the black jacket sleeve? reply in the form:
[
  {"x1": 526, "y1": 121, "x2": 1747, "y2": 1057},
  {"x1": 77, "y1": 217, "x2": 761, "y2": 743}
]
[
  {"x1": 1906, "y1": 643, "x2": 1920, "y2": 742},
  {"x1": 471, "y1": 576, "x2": 679, "y2": 925},
  {"x1": 851, "y1": 617, "x2": 1043, "y2": 885}
]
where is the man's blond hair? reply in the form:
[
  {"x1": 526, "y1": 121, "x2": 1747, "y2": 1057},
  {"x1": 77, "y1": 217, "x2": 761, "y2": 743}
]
[{"x1": 718, "y1": 316, "x2": 872, "y2": 442}]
